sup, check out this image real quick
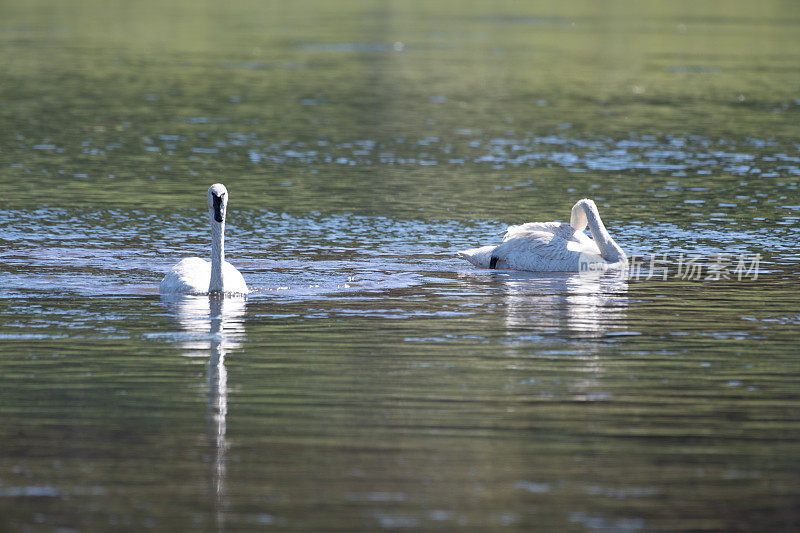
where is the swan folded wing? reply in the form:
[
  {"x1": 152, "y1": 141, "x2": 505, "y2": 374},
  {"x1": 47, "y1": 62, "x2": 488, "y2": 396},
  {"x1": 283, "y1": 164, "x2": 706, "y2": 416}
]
[
  {"x1": 222, "y1": 261, "x2": 249, "y2": 295},
  {"x1": 493, "y1": 231, "x2": 595, "y2": 271},
  {"x1": 160, "y1": 257, "x2": 211, "y2": 294},
  {"x1": 503, "y1": 221, "x2": 562, "y2": 240},
  {"x1": 503, "y1": 222, "x2": 594, "y2": 248}
]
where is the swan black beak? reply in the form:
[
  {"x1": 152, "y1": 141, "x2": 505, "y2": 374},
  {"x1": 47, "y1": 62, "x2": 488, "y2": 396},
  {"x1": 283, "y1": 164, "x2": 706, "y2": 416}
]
[{"x1": 212, "y1": 194, "x2": 224, "y2": 223}]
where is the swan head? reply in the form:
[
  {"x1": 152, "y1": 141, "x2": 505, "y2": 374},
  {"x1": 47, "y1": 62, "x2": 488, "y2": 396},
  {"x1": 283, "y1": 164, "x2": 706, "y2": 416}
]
[
  {"x1": 207, "y1": 183, "x2": 228, "y2": 224},
  {"x1": 570, "y1": 199, "x2": 595, "y2": 230}
]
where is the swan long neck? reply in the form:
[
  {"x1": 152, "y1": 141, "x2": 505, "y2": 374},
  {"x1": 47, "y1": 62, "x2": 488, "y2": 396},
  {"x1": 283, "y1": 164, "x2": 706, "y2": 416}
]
[
  {"x1": 209, "y1": 219, "x2": 225, "y2": 293},
  {"x1": 575, "y1": 200, "x2": 626, "y2": 263}
]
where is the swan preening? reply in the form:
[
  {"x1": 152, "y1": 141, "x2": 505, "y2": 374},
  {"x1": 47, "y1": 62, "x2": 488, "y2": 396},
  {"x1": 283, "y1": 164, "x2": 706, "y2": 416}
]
[
  {"x1": 458, "y1": 199, "x2": 627, "y2": 272},
  {"x1": 160, "y1": 184, "x2": 249, "y2": 295}
]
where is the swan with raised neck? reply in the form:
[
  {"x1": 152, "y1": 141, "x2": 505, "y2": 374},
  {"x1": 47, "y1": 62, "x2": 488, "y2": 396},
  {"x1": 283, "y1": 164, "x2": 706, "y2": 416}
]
[{"x1": 160, "y1": 183, "x2": 249, "y2": 295}]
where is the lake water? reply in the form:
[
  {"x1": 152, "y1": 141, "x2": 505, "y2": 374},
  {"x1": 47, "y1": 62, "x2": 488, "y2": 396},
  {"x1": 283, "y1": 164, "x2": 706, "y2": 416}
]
[{"x1": 2, "y1": 0, "x2": 800, "y2": 530}]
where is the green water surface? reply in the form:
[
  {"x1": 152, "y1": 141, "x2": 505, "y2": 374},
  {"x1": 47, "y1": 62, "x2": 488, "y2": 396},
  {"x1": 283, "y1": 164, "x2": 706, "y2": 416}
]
[{"x1": 2, "y1": 1, "x2": 800, "y2": 531}]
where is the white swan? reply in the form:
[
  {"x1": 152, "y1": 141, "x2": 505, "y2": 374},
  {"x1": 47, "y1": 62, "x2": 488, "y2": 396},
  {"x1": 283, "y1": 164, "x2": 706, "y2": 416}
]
[
  {"x1": 160, "y1": 184, "x2": 249, "y2": 295},
  {"x1": 457, "y1": 199, "x2": 627, "y2": 272}
]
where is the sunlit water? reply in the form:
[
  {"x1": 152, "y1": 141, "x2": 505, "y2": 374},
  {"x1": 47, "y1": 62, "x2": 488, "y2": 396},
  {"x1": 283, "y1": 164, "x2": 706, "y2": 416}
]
[{"x1": 2, "y1": 0, "x2": 800, "y2": 531}]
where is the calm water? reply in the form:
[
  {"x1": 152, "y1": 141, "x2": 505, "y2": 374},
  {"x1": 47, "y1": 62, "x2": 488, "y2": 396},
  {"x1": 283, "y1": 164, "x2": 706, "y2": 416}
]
[{"x1": 2, "y1": 0, "x2": 800, "y2": 530}]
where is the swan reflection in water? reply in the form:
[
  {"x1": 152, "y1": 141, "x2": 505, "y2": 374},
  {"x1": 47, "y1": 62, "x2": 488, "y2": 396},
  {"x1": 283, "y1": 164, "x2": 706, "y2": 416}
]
[
  {"x1": 461, "y1": 270, "x2": 629, "y2": 400},
  {"x1": 160, "y1": 294, "x2": 247, "y2": 530},
  {"x1": 500, "y1": 271, "x2": 628, "y2": 337},
  {"x1": 458, "y1": 269, "x2": 628, "y2": 337}
]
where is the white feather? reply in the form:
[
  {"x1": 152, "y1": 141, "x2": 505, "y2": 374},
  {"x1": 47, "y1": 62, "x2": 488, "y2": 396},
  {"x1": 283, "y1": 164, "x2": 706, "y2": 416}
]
[{"x1": 160, "y1": 258, "x2": 248, "y2": 295}]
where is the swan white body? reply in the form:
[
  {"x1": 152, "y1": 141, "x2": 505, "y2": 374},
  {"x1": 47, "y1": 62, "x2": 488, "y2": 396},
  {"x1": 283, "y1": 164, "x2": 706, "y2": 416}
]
[
  {"x1": 160, "y1": 183, "x2": 249, "y2": 295},
  {"x1": 458, "y1": 199, "x2": 627, "y2": 272}
]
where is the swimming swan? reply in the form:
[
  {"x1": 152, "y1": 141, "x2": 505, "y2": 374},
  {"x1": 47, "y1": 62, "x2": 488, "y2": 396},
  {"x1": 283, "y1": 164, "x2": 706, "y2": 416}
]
[
  {"x1": 457, "y1": 199, "x2": 627, "y2": 272},
  {"x1": 160, "y1": 184, "x2": 249, "y2": 295}
]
